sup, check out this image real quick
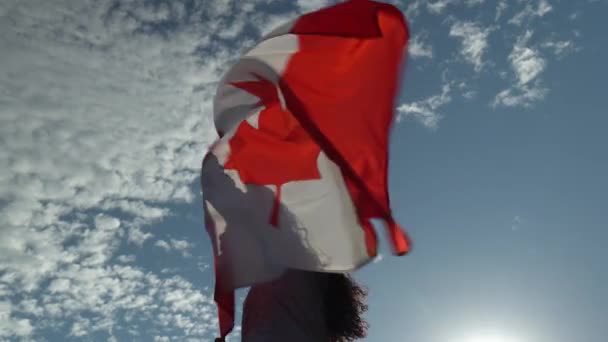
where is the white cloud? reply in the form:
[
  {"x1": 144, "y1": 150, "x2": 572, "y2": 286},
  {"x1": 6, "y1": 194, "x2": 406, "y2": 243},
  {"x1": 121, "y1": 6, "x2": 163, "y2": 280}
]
[
  {"x1": 509, "y1": 0, "x2": 553, "y2": 26},
  {"x1": 462, "y1": 90, "x2": 477, "y2": 100},
  {"x1": 458, "y1": 81, "x2": 477, "y2": 100},
  {"x1": 493, "y1": 31, "x2": 548, "y2": 107},
  {"x1": 36, "y1": 265, "x2": 216, "y2": 338},
  {"x1": 155, "y1": 238, "x2": 193, "y2": 257},
  {"x1": 409, "y1": 34, "x2": 433, "y2": 59},
  {"x1": 48, "y1": 278, "x2": 72, "y2": 293},
  {"x1": 427, "y1": 0, "x2": 455, "y2": 14},
  {"x1": 155, "y1": 240, "x2": 172, "y2": 252},
  {"x1": 100, "y1": 200, "x2": 170, "y2": 222},
  {"x1": 397, "y1": 84, "x2": 452, "y2": 129},
  {"x1": 449, "y1": 21, "x2": 492, "y2": 72},
  {"x1": 0, "y1": 0, "x2": 219, "y2": 297},
  {"x1": 510, "y1": 31, "x2": 546, "y2": 86},
  {"x1": 495, "y1": 1, "x2": 508, "y2": 21},
  {"x1": 404, "y1": 0, "x2": 424, "y2": 19},
  {"x1": 18, "y1": 299, "x2": 44, "y2": 317},
  {"x1": 493, "y1": 85, "x2": 547, "y2": 107},
  {"x1": 542, "y1": 40, "x2": 576, "y2": 58},
  {"x1": 198, "y1": 258, "x2": 212, "y2": 272},
  {"x1": 171, "y1": 239, "x2": 194, "y2": 257},
  {"x1": 70, "y1": 317, "x2": 91, "y2": 337},
  {"x1": 117, "y1": 255, "x2": 136, "y2": 263},
  {"x1": 127, "y1": 224, "x2": 154, "y2": 246},
  {"x1": 0, "y1": 302, "x2": 33, "y2": 338},
  {"x1": 95, "y1": 214, "x2": 121, "y2": 231},
  {"x1": 0, "y1": 0, "x2": 296, "y2": 339}
]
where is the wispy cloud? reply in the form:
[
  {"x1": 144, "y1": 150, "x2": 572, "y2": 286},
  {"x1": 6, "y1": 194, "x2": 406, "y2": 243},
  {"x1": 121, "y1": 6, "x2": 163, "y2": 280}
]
[
  {"x1": 397, "y1": 84, "x2": 452, "y2": 129},
  {"x1": 458, "y1": 81, "x2": 478, "y2": 101},
  {"x1": 542, "y1": 39, "x2": 577, "y2": 58},
  {"x1": 155, "y1": 240, "x2": 172, "y2": 252},
  {"x1": 117, "y1": 255, "x2": 136, "y2": 263},
  {"x1": 510, "y1": 31, "x2": 546, "y2": 86},
  {"x1": 493, "y1": 85, "x2": 547, "y2": 107},
  {"x1": 509, "y1": 0, "x2": 553, "y2": 26},
  {"x1": 495, "y1": 1, "x2": 508, "y2": 21},
  {"x1": 155, "y1": 238, "x2": 194, "y2": 257},
  {"x1": 493, "y1": 31, "x2": 548, "y2": 107},
  {"x1": 409, "y1": 33, "x2": 433, "y2": 59},
  {"x1": 427, "y1": 0, "x2": 455, "y2": 14},
  {"x1": 423, "y1": 0, "x2": 485, "y2": 13},
  {"x1": 403, "y1": 0, "x2": 424, "y2": 19},
  {"x1": 449, "y1": 21, "x2": 492, "y2": 72}
]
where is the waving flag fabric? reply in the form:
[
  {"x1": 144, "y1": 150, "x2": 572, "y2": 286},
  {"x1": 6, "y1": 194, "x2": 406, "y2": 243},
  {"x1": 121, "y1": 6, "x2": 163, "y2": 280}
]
[{"x1": 201, "y1": 0, "x2": 411, "y2": 338}]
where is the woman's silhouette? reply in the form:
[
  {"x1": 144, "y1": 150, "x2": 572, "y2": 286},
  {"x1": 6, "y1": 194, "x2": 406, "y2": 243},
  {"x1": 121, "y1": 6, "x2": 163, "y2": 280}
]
[{"x1": 241, "y1": 269, "x2": 368, "y2": 342}]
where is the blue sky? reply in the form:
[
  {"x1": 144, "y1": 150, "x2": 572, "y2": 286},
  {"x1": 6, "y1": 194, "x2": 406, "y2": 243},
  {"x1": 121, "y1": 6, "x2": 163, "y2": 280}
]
[{"x1": 0, "y1": 0, "x2": 606, "y2": 341}]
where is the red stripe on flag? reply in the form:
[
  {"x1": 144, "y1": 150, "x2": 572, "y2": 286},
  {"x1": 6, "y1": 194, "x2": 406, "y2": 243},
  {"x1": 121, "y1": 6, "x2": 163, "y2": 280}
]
[
  {"x1": 281, "y1": 1, "x2": 411, "y2": 256},
  {"x1": 291, "y1": 0, "x2": 383, "y2": 37}
]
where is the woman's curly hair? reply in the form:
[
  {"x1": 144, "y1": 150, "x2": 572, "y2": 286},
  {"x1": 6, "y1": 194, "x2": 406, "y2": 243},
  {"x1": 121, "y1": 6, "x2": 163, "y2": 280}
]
[{"x1": 323, "y1": 273, "x2": 369, "y2": 342}]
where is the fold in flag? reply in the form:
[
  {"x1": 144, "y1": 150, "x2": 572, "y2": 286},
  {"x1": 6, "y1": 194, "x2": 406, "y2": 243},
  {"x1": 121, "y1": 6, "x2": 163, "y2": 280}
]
[{"x1": 201, "y1": 0, "x2": 411, "y2": 339}]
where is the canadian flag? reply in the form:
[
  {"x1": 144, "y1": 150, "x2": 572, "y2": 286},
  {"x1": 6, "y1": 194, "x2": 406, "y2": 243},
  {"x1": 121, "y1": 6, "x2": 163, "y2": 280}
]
[{"x1": 201, "y1": 0, "x2": 411, "y2": 339}]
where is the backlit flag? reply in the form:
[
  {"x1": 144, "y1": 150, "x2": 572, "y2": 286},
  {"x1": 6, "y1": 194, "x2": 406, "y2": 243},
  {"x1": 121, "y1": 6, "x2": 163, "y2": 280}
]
[{"x1": 201, "y1": 0, "x2": 411, "y2": 339}]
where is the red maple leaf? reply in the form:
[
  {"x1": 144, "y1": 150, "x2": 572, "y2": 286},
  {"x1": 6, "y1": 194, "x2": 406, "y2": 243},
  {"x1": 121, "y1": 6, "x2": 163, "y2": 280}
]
[{"x1": 224, "y1": 74, "x2": 321, "y2": 227}]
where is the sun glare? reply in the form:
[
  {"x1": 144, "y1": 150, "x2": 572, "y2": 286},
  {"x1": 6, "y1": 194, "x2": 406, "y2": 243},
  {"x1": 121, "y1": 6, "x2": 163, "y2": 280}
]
[{"x1": 463, "y1": 333, "x2": 520, "y2": 342}]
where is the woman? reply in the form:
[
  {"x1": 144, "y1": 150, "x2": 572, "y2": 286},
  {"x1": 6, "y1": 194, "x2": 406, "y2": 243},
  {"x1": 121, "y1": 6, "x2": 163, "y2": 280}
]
[{"x1": 241, "y1": 269, "x2": 368, "y2": 342}]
